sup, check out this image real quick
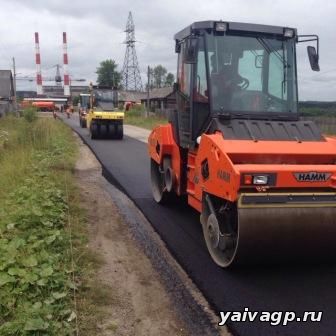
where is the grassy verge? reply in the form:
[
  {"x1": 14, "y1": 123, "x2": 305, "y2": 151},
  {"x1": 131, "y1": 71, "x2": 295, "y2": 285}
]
[
  {"x1": 125, "y1": 105, "x2": 167, "y2": 130},
  {"x1": 0, "y1": 116, "x2": 84, "y2": 335}
]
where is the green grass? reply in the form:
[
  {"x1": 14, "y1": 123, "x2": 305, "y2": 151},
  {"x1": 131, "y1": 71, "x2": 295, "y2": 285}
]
[
  {"x1": 0, "y1": 116, "x2": 81, "y2": 335},
  {"x1": 125, "y1": 105, "x2": 167, "y2": 130}
]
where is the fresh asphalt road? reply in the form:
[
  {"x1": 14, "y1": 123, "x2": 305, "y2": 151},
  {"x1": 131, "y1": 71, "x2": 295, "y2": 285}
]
[{"x1": 63, "y1": 115, "x2": 336, "y2": 336}]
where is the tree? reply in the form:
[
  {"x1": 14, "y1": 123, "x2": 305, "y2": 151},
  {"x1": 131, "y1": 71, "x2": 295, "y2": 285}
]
[
  {"x1": 153, "y1": 65, "x2": 167, "y2": 88},
  {"x1": 72, "y1": 96, "x2": 79, "y2": 106},
  {"x1": 147, "y1": 65, "x2": 174, "y2": 89},
  {"x1": 165, "y1": 73, "x2": 175, "y2": 87},
  {"x1": 96, "y1": 59, "x2": 122, "y2": 88}
]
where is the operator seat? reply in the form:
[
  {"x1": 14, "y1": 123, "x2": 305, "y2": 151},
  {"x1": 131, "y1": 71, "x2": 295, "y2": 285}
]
[{"x1": 211, "y1": 65, "x2": 241, "y2": 111}]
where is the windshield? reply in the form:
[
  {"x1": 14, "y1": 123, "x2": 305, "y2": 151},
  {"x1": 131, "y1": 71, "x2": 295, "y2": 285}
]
[
  {"x1": 80, "y1": 95, "x2": 90, "y2": 108},
  {"x1": 95, "y1": 90, "x2": 114, "y2": 102},
  {"x1": 205, "y1": 33, "x2": 298, "y2": 115},
  {"x1": 94, "y1": 90, "x2": 116, "y2": 111}
]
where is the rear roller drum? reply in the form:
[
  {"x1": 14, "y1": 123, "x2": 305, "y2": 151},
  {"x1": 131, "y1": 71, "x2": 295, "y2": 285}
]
[
  {"x1": 150, "y1": 159, "x2": 175, "y2": 204},
  {"x1": 163, "y1": 157, "x2": 175, "y2": 193}
]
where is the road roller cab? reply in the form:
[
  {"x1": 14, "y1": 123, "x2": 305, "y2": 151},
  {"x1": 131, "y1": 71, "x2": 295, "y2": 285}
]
[
  {"x1": 87, "y1": 85, "x2": 124, "y2": 139},
  {"x1": 79, "y1": 93, "x2": 90, "y2": 128},
  {"x1": 148, "y1": 20, "x2": 336, "y2": 267}
]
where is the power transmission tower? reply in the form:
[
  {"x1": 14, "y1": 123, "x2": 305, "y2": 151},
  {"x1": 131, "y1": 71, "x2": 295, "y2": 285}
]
[{"x1": 121, "y1": 12, "x2": 143, "y2": 92}]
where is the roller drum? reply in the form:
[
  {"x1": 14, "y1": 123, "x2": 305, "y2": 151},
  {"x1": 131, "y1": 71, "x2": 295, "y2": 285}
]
[
  {"x1": 203, "y1": 192, "x2": 336, "y2": 267},
  {"x1": 234, "y1": 205, "x2": 336, "y2": 265}
]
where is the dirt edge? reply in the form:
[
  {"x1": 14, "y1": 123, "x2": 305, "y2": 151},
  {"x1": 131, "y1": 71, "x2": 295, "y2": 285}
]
[{"x1": 73, "y1": 132, "x2": 230, "y2": 336}]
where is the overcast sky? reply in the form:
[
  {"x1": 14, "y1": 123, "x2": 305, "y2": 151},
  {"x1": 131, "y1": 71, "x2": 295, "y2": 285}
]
[{"x1": 0, "y1": 0, "x2": 335, "y2": 100}]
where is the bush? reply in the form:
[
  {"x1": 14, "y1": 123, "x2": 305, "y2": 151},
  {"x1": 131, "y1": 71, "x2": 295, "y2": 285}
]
[
  {"x1": 127, "y1": 104, "x2": 145, "y2": 117},
  {"x1": 23, "y1": 106, "x2": 38, "y2": 123}
]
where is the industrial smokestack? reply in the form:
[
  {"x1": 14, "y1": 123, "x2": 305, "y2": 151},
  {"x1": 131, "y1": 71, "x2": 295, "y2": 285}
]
[
  {"x1": 62, "y1": 32, "x2": 70, "y2": 96},
  {"x1": 34, "y1": 32, "x2": 43, "y2": 95}
]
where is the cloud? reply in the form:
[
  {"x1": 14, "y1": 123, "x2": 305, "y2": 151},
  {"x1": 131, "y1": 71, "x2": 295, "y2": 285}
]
[{"x1": 1, "y1": 0, "x2": 335, "y2": 100}]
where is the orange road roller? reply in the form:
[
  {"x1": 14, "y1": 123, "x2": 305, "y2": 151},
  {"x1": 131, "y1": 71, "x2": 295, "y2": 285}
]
[{"x1": 148, "y1": 20, "x2": 336, "y2": 267}]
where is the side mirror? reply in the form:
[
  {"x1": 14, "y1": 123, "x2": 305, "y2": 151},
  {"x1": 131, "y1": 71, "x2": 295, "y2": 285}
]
[
  {"x1": 173, "y1": 82, "x2": 179, "y2": 92},
  {"x1": 307, "y1": 46, "x2": 320, "y2": 71},
  {"x1": 298, "y1": 35, "x2": 320, "y2": 71},
  {"x1": 183, "y1": 37, "x2": 198, "y2": 64}
]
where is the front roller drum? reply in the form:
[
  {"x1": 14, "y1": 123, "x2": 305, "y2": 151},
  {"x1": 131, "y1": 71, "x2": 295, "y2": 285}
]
[
  {"x1": 202, "y1": 194, "x2": 336, "y2": 267},
  {"x1": 236, "y1": 206, "x2": 336, "y2": 265}
]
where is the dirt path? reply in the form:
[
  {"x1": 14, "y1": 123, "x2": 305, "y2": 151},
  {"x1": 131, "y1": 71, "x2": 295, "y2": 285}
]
[{"x1": 74, "y1": 138, "x2": 188, "y2": 336}]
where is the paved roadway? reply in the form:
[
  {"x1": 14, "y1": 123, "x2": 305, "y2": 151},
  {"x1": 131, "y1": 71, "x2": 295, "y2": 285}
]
[{"x1": 63, "y1": 115, "x2": 336, "y2": 336}]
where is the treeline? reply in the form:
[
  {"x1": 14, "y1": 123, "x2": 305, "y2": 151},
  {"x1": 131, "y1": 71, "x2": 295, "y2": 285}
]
[
  {"x1": 147, "y1": 65, "x2": 174, "y2": 89},
  {"x1": 95, "y1": 59, "x2": 174, "y2": 90},
  {"x1": 299, "y1": 101, "x2": 336, "y2": 117}
]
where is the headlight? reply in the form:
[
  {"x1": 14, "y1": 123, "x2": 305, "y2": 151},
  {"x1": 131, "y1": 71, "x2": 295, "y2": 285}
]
[
  {"x1": 253, "y1": 175, "x2": 268, "y2": 185},
  {"x1": 215, "y1": 22, "x2": 227, "y2": 32},
  {"x1": 242, "y1": 173, "x2": 276, "y2": 186},
  {"x1": 284, "y1": 28, "x2": 294, "y2": 38}
]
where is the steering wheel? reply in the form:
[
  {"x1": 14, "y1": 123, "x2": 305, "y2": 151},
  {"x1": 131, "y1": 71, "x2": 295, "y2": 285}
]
[{"x1": 236, "y1": 75, "x2": 249, "y2": 90}]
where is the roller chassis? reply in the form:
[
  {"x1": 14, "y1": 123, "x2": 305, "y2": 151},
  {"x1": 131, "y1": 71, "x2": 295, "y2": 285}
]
[
  {"x1": 149, "y1": 123, "x2": 336, "y2": 267},
  {"x1": 147, "y1": 20, "x2": 334, "y2": 267},
  {"x1": 86, "y1": 108, "x2": 124, "y2": 140}
]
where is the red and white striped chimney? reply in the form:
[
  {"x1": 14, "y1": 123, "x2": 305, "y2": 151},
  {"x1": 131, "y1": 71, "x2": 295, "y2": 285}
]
[
  {"x1": 63, "y1": 32, "x2": 70, "y2": 96},
  {"x1": 34, "y1": 32, "x2": 43, "y2": 95}
]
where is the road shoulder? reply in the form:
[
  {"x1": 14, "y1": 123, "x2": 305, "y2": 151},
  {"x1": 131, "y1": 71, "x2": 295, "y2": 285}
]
[
  {"x1": 124, "y1": 124, "x2": 151, "y2": 143},
  {"x1": 74, "y1": 135, "x2": 230, "y2": 336},
  {"x1": 75, "y1": 137, "x2": 189, "y2": 335}
]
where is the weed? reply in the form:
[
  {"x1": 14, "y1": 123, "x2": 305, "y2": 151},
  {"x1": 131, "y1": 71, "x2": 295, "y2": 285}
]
[
  {"x1": 125, "y1": 106, "x2": 167, "y2": 130},
  {"x1": 23, "y1": 106, "x2": 38, "y2": 123},
  {"x1": 0, "y1": 116, "x2": 78, "y2": 335}
]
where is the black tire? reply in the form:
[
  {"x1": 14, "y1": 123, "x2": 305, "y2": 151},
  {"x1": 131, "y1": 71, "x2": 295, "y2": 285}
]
[
  {"x1": 100, "y1": 124, "x2": 108, "y2": 139},
  {"x1": 90, "y1": 123, "x2": 98, "y2": 140},
  {"x1": 116, "y1": 124, "x2": 123, "y2": 140}
]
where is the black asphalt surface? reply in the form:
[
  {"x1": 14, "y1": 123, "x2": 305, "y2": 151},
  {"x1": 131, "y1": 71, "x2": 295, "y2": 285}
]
[{"x1": 64, "y1": 115, "x2": 336, "y2": 336}]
